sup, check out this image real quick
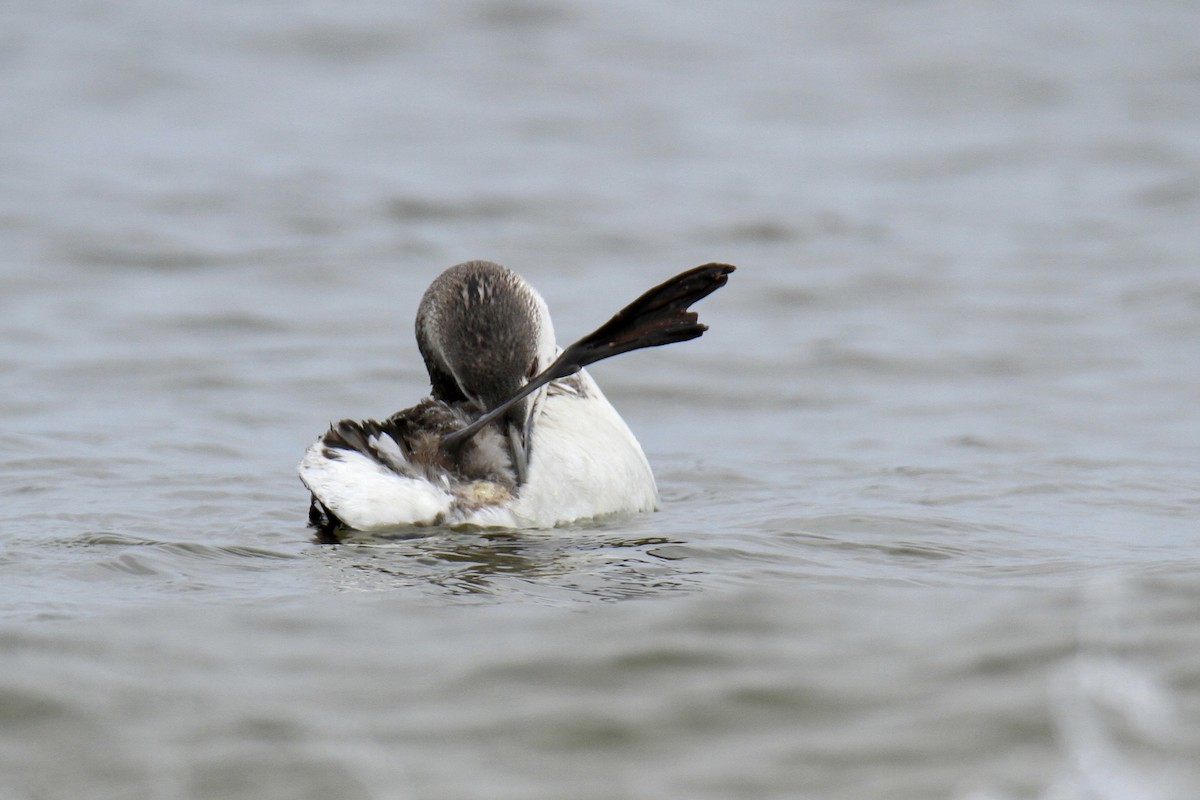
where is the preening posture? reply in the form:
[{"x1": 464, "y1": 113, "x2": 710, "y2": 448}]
[{"x1": 299, "y1": 260, "x2": 734, "y2": 538}]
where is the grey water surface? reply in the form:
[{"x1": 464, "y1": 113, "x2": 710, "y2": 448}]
[{"x1": 2, "y1": 2, "x2": 1199, "y2": 798}]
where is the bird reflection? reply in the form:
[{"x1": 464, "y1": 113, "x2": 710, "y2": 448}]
[{"x1": 312, "y1": 526, "x2": 695, "y2": 603}]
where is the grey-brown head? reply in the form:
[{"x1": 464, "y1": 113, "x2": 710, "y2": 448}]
[{"x1": 415, "y1": 261, "x2": 557, "y2": 481}]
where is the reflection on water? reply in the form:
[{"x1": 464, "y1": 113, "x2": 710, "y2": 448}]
[{"x1": 314, "y1": 527, "x2": 698, "y2": 603}]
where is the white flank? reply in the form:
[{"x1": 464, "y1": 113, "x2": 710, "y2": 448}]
[{"x1": 299, "y1": 439, "x2": 452, "y2": 530}]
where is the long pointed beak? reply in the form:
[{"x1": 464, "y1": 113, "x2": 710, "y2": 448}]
[
  {"x1": 506, "y1": 422, "x2": 529, "y2": 484},
  {"x1": 441, "y1": 262, "x2": 735, "y2": 456}
]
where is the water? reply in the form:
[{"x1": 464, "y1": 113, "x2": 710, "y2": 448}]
[{"x1": 3, "y1": 1, "x2": 1200, "y2": 797}]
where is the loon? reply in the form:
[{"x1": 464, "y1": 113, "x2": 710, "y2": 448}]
[{"x1": 299, "y1": 260, "x2": 733, "y2": 539}]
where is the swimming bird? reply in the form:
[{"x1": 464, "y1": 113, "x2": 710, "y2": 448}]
[{"x1": 299, "y1": 260, "x2": 734, "y2": 538}]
